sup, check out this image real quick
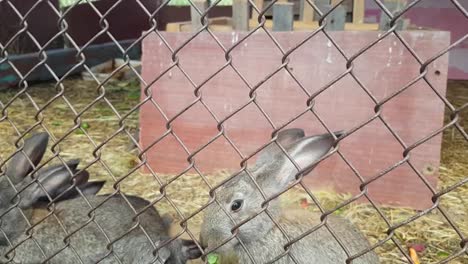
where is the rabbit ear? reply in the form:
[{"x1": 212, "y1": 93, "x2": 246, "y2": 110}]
[
  {"x1": 78, "y1": 181, "x2": 105, "y2": 196},
  {"x1": 255, "y1": 128, "x2": 305, "y2": 166},
  {"x1": 6, "y1": 132, "x2": 49, "y2": 184},
  {"x1": 20, "y1": 165, "x2": 89, "y2": 208},
  {"x1": 259, "y1": 131, "x2": 343, "y2": 192},
  {"x1": 40, "y1": 180, "x2": 104, "y2": 203},
  {"x1": 181, "y1": 239, "x2": 202, "y2": 260},
  {"x1": 36, "y1": 159, "x2": 81, "y2": 178}
]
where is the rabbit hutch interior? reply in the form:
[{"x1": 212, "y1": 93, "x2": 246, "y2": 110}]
[{"x1": 0, "y1": 0, "x2": 467, "y2": 263}]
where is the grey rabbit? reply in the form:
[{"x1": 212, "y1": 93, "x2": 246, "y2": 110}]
[
  {"x1": 200, "y1": 128, "x2": 380, "y2": 263},
  {"x1": 0, "y1": 133, "x2": 201, "y2": 263},
  {"x1": 4, "y1": 133, "x2": 105, "y2": 205}
]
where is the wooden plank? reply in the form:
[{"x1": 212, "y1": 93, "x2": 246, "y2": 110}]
[
  {"x1": 0, "y1": 40, "x2": 141, "y2": 87},
  {"x1": 210, "y1": 25, "x2": 235, "y2": 31},
  {"x1": 167, "y1": 17, "x2": 234, "y2": 32},
  {"x1": 233, "y1": 0, "x2": 249, "y2": 31},
  {"x1": 180, "y1": 24, "x2": 235, "y2": 32},
  {"x1": 314, "y1": 0, "x2": 331, "y2": 20},
  {"x1": 273, "y1": 2, "x2": 294, "y2": 31},
  {"x1": 168, "y1": 17, "x2": 233, "y2": 32},
  {"x1": 306, "y1": 0, "x2": 346, "y2": 30},
  {"x1": 140, "y1": 31, "x2": 450, "y2": 209},
  {"x1": 263, "y1": 0, "x2": 303, "y2": 17},
  {"x1": 249, "y1": 19, "x2": 378, "y2": 31},
  {"x1": 326, "y1": 5, "x2": 346, "y2": 31},
  {"x1": 168, "y1": 18, "x2": 379, "y2": 32},
  {"x1": 379, "y1": 0, "x2": 408, "y2": 30},
  {"x1": 300, "y1": 0, "x2": 315, "y2": 22},
  {"x1": 249, "y1": 18, "x2": 274, "y2": 29},
  {"x1": 352, "y1": 0, "x2": 365, "y2": 23},
  {"x1": 251, "y1": 0, "x2": 264, "y2": 19},
  {"x1": 344, "y1": 22, "x2": 378, "y2": 30},
  {"x1": 180, "y1": 24, "x2": 195, "y2": 32},
  {"x1": 166, "y1": 23, "x2": 182, "y2": 32},
  {"x1": 190, "y1": 0, "x2": 208, "y2": 31}
]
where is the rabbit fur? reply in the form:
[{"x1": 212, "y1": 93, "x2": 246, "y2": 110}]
[
  {"x1": 200, "y1": 128, "x2": 379, "y2": 264},
  {"x1": 0, "y1": 133, "x2": 201, "y2": 264}
]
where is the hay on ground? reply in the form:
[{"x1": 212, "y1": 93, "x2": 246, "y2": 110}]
[{"x1": 0, "y1": 78, "x2": 466, "y2": 264}]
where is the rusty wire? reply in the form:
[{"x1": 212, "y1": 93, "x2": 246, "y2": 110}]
[{"x1": 0, "y1": 0, "x2": 467, "y2": 263}]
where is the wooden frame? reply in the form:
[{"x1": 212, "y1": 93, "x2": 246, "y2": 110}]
[
  {"x1": 166, "y1": 0, "x2": 377, "y2": 32},
  {"x1": 166, "y1": 18, "x2": 378, "y2": 32},
  {"x1": 352, "y1": 0, "x2": 365, "y2": 24}
]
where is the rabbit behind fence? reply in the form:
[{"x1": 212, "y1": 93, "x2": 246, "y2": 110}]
[
  {"x1": 0, "y1": 133, "x2": 201, "y2": 264},
  {"x1": 200, "y1": 128, "x2": 380, "y2": 264}
]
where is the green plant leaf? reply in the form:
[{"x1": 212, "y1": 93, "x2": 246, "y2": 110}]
[
  {"x1": 437, "y1": 251, "x2": 450, "y2": 258},
  {"x1": 207, "y1": 253, "x2": 219, "y2": 264},
  {"x1": 81, "y1": 122, "x2": 90, "y2": 130}
]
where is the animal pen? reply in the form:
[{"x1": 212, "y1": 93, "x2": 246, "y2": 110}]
[{"x1": 0, "y1": 0, "x2": 467, "y2": 263}]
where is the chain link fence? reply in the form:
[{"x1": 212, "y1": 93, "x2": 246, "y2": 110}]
[{"x1": 0, "y1": 0, "x2": 467, "y2": 263}]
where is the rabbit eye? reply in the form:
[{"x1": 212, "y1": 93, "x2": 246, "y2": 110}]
[{"x1": 230, "y1": 199, "x2": 243, "y2": 212}]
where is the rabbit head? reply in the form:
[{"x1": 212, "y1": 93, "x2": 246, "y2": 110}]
[
  {"x1": 33, "y1": 159, "x2": 105, "y2": 204},
  {"x1": 200, "y1": 129, "x2": 343, "y2": 253},
  {"x1": 0, "y1": 132, "x2": 49, "y2": 245},
  {"x1": 0, "y1": 133, "x2": 98, "y2": 246}
]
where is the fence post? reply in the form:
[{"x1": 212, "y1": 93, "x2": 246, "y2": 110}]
[
  {"x1": 233, "y1": 0, "x2": 249, "y2": 31},
  {"x1": 379, "y1": 0, "x2": 409, "y2": 30},
  {"x1": 273, "y1": 2, "x2": 294, "y2": 31},
  {"x1": 191, "y1": 0, "x2": 208, "y2": 31}
]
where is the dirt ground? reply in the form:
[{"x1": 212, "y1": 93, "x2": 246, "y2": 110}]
[{"x1": 0, "y1": 78, "x2": 466, "y2": 264}]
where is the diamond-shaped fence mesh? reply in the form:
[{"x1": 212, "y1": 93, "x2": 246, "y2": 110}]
[{"x1": 0, "y1": 0, "x2": 467, "y2": 263}]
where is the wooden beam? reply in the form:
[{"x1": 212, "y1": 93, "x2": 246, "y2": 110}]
[
  {"x1": 273, "y1": 2, "x2": 294, "y2": 31},
  {"x1": 379, "y1": 0, "x2": 408, "y2": 30},
  {"x1": 327, "y1": 5, "x2": 346, "y2": 31},
  {"x1": 166, "y1": 23, "x2": 181, "y2": 32},
  {"x1": 249, "y1": 18, "x2": 274, "y2": 29},
  {"x1": 344, "y1": 22, "x2": 378, "y2": 30},
  {"x1": 353, "y1": 0, "x2": 365, "y2": 23},
  {"x1": 190, "y1": 0, "x2": 208, "y2": 31},
  {"x1": 233, "y1": 0, "x2": 249, "y2": 31},
  {"x1": 251, "y1": 0, "x2": 264, "y2": 19},
  {"x1": 312, "y1": 0, "x2": 345, "y2": 31},
  {"x1": 249, "y1": 18, "x2": 378, "y2": 31},
  {"x1": 314, "y1": 0, "x2": 331, "y2": 21},
  {"x1": 167, "y1": 17, "x2": 379, "y2": 32},
  {"x1": 300, "y1": 0, "x2": 315, "y2": 23}
]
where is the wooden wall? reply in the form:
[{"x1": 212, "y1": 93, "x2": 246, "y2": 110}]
[{"x1": 139, "y1": 31, "x2": 450, "y2": 210}]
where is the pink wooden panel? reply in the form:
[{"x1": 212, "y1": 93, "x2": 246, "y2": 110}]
[
  {"x1": 365, "y1": 0, "x2": 468, "y2": 80},
  {"x1": 139, "y1": 31, "x2": 450, "y2": 210}
]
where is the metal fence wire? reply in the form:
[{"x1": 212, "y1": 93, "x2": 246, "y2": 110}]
[{"x1": 0, "y1": 0, "x2": 467, "y2": 263}]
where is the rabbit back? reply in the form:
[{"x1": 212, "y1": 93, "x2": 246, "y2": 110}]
[
  {"x1": 233, "y1": 213, "x2": 378, "y2": 264},
  {"x1": 4, "y1": 195, "x2": 172, "y2": 264}
]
